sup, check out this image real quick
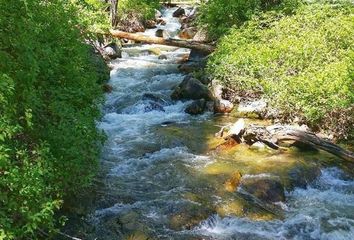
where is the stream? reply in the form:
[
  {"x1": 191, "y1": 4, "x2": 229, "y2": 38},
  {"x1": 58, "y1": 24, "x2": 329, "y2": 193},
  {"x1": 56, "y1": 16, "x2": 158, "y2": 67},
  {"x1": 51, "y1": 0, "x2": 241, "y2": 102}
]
[{"x1": 72, "y1": 7, "x2": 354, "y2": 240}]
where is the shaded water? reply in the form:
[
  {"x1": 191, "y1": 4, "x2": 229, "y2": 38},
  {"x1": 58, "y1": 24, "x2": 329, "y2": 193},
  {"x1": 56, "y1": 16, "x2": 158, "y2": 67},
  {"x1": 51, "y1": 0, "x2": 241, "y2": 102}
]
[{"x1": 72, "y1": 7, "x2": 354, "y2": 240}]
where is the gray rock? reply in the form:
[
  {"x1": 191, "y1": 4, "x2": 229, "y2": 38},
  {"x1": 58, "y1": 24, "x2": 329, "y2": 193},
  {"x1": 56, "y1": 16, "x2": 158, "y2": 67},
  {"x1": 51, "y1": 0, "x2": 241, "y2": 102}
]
[
  {"x1": 185, "y1": 99, "x2": 206, "y2": 115},
  {"x1": 158, "y1": 54, "x2": 168, "y2": 60},
  {"x1": 171, "y1": 76, "x2": 213, "y2": 101},
  {"x1": 173, "y1": 7, "x2": 185, "y2": 18},
  {"x1": 103, "y1": 42, "x2": 122, "y2": 60}
]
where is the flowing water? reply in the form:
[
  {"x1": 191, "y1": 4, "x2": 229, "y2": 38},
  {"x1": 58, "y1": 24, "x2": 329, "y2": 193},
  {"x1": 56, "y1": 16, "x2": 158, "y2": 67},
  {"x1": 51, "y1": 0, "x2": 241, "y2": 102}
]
[{"x1": 72, "y1": 7, "x2": 354, "y2": 240}]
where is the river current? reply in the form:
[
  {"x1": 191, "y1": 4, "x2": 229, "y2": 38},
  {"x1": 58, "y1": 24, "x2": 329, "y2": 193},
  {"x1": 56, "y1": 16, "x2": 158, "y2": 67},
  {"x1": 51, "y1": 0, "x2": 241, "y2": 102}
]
[{"x1": 74, "y1": 7, "x2": 354, "y2": 240}]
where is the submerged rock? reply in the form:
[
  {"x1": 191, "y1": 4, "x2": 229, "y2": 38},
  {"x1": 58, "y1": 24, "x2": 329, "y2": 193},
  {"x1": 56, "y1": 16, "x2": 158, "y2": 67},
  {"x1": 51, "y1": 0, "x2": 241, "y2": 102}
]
[
  {"x1": 169, "y1": 204, "x2": 213, "y2": 230},
  {"x1": 171, "y1": 76, "x2": 213, "y2": 101},
  {"x1": 185, "y1": 99, "x2": 206, "y2": 115},
  {"x1": 240, "y1": 176, "x2": 285, "y2": 203},
  {"x1": 158, "y1": 54, "x2": 168, "y2": 60},
  {"x1": 287, "y1": 164, "x2": 321, "y2": 190},
  {"x1": 172, "y1": 7, "x2": 185, "y2": 18},
  {"x1": 142, "y1": 93, "x2": 168, "y2": 105},
  {"x1": 224, "y1": 171, "x2": 242, "y2": 192},
  {"x1": 144, "y1": 101, "x2": 165, "y2": 112}
]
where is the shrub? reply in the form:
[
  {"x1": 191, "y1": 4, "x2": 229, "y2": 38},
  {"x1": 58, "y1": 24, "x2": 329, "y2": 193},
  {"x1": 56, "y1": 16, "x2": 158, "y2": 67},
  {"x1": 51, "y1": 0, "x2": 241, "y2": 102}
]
[
  {"x1": 198, "y1": 0, "x2": 300, "y2": 39},
  {"x1": 119, "y1": 0, "x2": 160, "y2": 21},
  {"x1": 0, "y1": 0, "x2": 104, "y2": 238},
  {"x1": 208, "y1": 3, "x2": 354, "y2": 137}
]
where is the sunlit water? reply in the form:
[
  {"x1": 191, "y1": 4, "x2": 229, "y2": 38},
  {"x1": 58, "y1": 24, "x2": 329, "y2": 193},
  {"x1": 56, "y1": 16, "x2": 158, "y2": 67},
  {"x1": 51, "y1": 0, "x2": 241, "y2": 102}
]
[{"x1": 74, "y1": 7, "x2": 354, "y2": 240}]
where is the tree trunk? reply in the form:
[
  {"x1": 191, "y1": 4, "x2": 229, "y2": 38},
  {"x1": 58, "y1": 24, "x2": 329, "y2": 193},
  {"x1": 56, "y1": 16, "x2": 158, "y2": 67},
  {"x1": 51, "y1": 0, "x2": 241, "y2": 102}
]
[
  {"x1": 110, "y1": 0, "x2": 118, "y2": 28},
  {"x1": 110, "y1": 30, "x2": 215, "y2": 53}
]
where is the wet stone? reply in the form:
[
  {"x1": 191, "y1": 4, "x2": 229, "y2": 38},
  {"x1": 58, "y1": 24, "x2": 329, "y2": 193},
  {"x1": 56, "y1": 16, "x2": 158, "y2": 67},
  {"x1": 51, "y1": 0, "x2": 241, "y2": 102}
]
[
  {"x1": 185, "y1": 99, "x2": 206, "y2": 115},
  {"x1": 240, "y1": 176, "x2": 285, "y2": 203}
]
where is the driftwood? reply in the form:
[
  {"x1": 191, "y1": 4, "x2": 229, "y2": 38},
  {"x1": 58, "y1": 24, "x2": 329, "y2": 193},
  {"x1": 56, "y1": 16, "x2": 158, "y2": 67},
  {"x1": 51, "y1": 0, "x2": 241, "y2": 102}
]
[
  {"x1": 219, "y1": 121, "x2": 354, "y2": 162},
  {"x1": 110, "y1": 30, "x2": 215, "y2": 53}
]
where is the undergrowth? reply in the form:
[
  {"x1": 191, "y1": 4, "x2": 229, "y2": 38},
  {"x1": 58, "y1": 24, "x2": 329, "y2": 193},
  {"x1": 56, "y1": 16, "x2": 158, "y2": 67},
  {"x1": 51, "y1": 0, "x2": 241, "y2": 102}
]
[{"x1": 207, "y1": 3, "x2": 354, "y2": 138}]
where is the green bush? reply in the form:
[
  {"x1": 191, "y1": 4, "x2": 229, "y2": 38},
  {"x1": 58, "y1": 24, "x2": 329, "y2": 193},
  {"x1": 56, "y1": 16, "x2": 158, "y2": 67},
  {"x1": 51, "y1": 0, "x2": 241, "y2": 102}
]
[
  {"x1": 119, "y1": 0, "x2": 160, "y2": 21},
  {"x1": 198, "y1": 0, "x2": 300, "y2": 39},
  {"x1": 208, "y1": 3, "x2": 354, "y2": 136},
  {"x1": 0, "y1": 0, "x2": 104, "y2": 238}
]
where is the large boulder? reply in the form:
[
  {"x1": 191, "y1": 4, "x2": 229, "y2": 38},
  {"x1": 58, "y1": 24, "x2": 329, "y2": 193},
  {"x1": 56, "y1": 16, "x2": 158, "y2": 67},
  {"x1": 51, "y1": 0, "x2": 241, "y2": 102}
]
[
  {"x1": 178, "y1": 27, "x2": 197, "y2": 39},
  {"x1": 173, "y1": 7, "x2": 185, "y2": 18},
  {"x1": 171, "y1": 76, "x2": 213, "y2": 101},
  {"x1": 240, "y1": 176, "x2": 285, "y2": 203},
  {"x1": 185, "y1": 99, "x2": 206, "y2": 115},
  {"x1": 224, "y1": 171, "x2": 242, "y2": 192}
]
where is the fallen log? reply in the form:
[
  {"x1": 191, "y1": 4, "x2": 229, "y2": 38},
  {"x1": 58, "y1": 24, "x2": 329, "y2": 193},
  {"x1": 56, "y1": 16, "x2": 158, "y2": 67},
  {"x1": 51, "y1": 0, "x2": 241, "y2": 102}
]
[
  {"x1": 217, "y1": 121, "x2": 354, "y2": 162},
  {"x1": 110, "y1": 30, "x2": 215, "y2": 54}
]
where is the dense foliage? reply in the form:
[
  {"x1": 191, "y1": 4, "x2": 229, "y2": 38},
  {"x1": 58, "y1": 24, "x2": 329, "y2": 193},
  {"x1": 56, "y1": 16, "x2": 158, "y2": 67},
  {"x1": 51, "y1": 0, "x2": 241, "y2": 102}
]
[
  {"x1": 119, "y1": 0, "x2": 160, "y2": 21},
  {"x1": 0, "y1": 0, "x2": 105, "y2": 238},
  {"x1": 208, "y1": 3, "x2": 354, "y2": 137},
  {"x1": 198, "y1": 0, "x2": 300, "y2": 39}
]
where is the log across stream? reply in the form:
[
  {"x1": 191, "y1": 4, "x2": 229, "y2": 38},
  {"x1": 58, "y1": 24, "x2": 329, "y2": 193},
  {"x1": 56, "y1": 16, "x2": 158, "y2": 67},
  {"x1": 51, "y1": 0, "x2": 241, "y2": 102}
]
[{"x1": 110, "y1": 29, "x2": 215, "y2": 53}]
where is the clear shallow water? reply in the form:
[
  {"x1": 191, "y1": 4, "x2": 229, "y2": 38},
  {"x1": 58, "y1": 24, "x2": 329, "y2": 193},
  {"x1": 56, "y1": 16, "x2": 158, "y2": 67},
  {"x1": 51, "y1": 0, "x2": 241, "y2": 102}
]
[{"x1": 72, "y1": 7, "x2": 354, "y2": 240}]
